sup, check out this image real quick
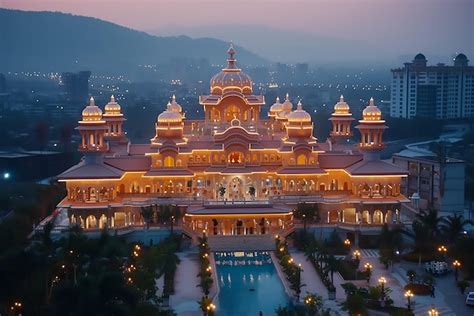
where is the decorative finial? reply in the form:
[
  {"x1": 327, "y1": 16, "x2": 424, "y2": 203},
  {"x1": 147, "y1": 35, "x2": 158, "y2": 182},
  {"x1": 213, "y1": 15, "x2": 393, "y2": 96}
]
[
  {"x1": 110, "y1": 95, "x2": 115, "y2": 102},
  {"x1": 297, "y1": 100, "x2": 303, "y2": 110},
  {"x1": 172, "y1": 94, "x2": 176, "y2": 103},
  {"x1": 286, "y1": 93, "x2": 289, "y2": 101},
  {"x1": 89, "y1": 96, "x2": 95, "y2": 106},
  {"x1": 276, "y1": 96, "x2": 280, "y2": 103},
  {"x1": 369, "y1": 97, "x2": 375, "y2": 106},
  {"x1": 166, "y1": 102, "x2": 171, "y2": 110},
  {"x1": 227, "y1": 42, "x2": 235, "y2": 60},
  {"x1": 340, "y1": 95, "x2": 344, "y2": 102}
]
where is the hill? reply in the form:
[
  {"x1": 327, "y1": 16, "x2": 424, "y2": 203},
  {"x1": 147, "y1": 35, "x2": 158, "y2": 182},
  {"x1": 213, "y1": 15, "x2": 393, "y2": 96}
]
[{"x1": 0, "y1": 9, "x2": 266, "y2": 74}]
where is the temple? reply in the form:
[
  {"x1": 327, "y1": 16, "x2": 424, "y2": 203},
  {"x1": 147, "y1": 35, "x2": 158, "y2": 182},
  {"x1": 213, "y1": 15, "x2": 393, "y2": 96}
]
[{"x1": 57, "y1": 45, "x2": 408, "y2": 240}]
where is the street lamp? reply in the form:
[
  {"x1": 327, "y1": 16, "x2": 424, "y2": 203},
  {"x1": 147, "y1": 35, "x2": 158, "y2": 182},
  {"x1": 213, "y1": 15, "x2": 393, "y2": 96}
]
[
  {"x1": 353, "y1": 250, "x2": 361, "y2": 261},
  {"x1": 344, "y1": 239, "x2": 351, "y2": 248},
  {"x1": 438, "y1": 245, "x2": 447, "y2": 260},
  {"x1": 428, "y1": 307, "x2": 439, "y2": 316},
  {"x1": 404, "y1": 290, "x2": 413, "y2": 310},
  {"x1": 453, "y1": 260, "x2": 461, "y2": 281},
  {"x1": 378, "y1": 277, "x2": 386, "y2": 299},
  {"x1": 364, "y1": 263, "x2": 373, "y2": 283}
]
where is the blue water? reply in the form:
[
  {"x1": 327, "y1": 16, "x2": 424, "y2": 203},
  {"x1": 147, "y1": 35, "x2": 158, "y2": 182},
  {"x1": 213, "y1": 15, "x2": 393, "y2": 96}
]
[{"x1": 214, "y1": 251, "x2": 290, "y2": 315}]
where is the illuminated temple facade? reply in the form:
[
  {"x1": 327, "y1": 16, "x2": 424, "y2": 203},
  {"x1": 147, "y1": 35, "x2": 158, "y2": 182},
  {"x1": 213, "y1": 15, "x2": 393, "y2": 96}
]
[{"x1": 57, "y1": 45, "x2": 408, "y2": 237}]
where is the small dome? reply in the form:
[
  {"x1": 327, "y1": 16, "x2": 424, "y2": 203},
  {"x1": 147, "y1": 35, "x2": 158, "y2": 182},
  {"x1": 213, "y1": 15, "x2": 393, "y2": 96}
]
[
  {"x1": 282, "y1": 93, "x2": 293, "y2": 112},
  {"x1": 210, "y1": 44, "x2": 253, "y2": 95},
  {"x1": 362, "y1": 98, "x2": 382, "y2": 120},
  {"x1": 82, "y1": 97, "x2": 103, "y2": 121},
  {"x1": 287, "y1": 101, "x2": 311, "y2": 123},
  {"x1": 157, "y1": 103, "x2": 182, "y2": 123},
  {"x1": 269, "y1": 97, "x2": 283, "y2": 114},
  {"x1": 455, "y1": 53, "x2": 467, "y2": 61},
  {"x1": 104, "y1": 95, "x2": 121, "y2": 115},
  {"x1": 334, "y1": 95, "x2": 350, "y2": 114},
  {"x1": 414, "y1": 53, "x2": 426, "y2": 60},
  {"x1": 169, "y1": 95, "x2": 182, "y2": 112}
]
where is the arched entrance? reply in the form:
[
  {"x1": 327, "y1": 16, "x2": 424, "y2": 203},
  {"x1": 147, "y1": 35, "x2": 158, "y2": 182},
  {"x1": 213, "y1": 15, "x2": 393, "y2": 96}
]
[{"x1": 228, "y1": 177, "x2": 244, "y2": 199}]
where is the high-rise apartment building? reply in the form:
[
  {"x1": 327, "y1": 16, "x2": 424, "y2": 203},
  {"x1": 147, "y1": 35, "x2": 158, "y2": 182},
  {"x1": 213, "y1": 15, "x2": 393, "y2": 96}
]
[
  {"x1": 61, "y1": 71, "x2": 91, "y2": 104},
  {"x1": 390, "y1": 53, "x2": 474, "y2": 119}
]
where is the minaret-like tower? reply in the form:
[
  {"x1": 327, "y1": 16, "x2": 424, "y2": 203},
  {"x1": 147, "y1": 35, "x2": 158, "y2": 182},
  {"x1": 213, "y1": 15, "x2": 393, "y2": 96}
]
[
  {"x1": 355, "y1": 98, "x2": 387, "y2": 159},
  {"x1": 77, "y1": 97, "x2": 108, "y2": 154},
  {"x1": 103, "y1": 95, "x2": 126, "y2": 141},
  {"x1": 329, "y1": 95, "x2": 354, "y2": 143},
  {"x1": 151, "y1": 98, "x2": 185, "y2": 146},
  {"x1": 285, "y1": 100, "x2": 316, "y2": 143}
]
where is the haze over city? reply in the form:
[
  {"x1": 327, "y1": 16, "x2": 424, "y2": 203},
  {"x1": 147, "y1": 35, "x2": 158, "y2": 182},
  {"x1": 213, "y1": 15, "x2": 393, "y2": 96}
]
[{"x1": 2, "y1": 0, "x2": 473, "y2": 64}]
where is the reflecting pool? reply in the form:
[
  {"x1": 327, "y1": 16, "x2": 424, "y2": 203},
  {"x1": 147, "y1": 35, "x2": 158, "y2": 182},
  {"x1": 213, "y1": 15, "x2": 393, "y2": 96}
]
[{"x1": 214, "y1": 251, "x2": 290, "y2": 315}]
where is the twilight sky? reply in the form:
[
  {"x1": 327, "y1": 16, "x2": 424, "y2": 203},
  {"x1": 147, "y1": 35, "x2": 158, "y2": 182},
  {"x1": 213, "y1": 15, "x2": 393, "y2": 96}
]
[{"x1": 2, "y1": 0, "x2": 473, "y2": 64}]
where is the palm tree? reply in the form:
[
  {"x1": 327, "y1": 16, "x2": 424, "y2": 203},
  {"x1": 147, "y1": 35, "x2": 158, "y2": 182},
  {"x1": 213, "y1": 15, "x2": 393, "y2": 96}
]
[
  {"x1": 441, "y1": 214, "x2": 472, "y2": 244},
  {"x1": 416, "y1": 208, "x2": 442, "y2": 239}
]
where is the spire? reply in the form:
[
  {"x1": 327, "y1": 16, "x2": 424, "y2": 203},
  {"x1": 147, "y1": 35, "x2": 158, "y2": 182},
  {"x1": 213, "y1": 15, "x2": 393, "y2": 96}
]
[
  {"x1": 285, "y1": 93, "x2": 289, "y2": 101},
  {"x1": 89, "y1": 96, "x2": 95, "y2": 106},
  {"x1": 172, "y1": 94, "x2": 176, "y2": 103},
  {"x1": 166, "y1": 102, "x2": 171, "y2": 111},
  {"x1": 340, "y1": 95, "x2": 344, "y2": 102},
  {"x1": 226, "y1": 42, "x2": 237, "y2": 69},
  {"x1": 369, "y1": 97, "x2": 375, "y2": 106},
  {"x1": 110, "y1": 95, "x2": 115, "y2": 102},
  {"x1": 227, "y1": 42, "x2": 235, "y2": 60},
  {"x1": 297, "y1": 100, "x2": 303, "y2": 110},
  {"x1": 276, "y1": 96, "x2": 280, "y2": 103}
]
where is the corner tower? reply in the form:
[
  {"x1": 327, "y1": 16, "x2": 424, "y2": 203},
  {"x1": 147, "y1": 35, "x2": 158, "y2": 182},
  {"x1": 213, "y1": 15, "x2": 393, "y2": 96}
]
[
  {"x1": 77, "y1": 97, "x2": 108, "y2": 154},
  {"x1": 103, "y1": 95, "x2": 126, "y2": 142},
  {"x1": 355, "y1": 98, "x2": 387, "y2": 159},
  {"x1": 329, "y1": 95, "x2": 354, "y2": 143}
]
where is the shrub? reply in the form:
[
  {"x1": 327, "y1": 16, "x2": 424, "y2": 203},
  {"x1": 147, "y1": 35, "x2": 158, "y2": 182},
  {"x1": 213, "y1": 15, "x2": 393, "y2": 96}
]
[{"x1": 404, "y1": 283, "x2": 431, "y2": 295}]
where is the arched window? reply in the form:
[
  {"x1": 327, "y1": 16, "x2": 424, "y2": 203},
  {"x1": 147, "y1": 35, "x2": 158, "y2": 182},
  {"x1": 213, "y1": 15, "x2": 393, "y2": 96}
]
[
  {"x1": 176, "y1": 159, "x2": 182, "y2": 167},
  {"x1": 164, "y1": 156, "x2": 175, "y2": 167},
  {"x1": 296, "y1": 154, "x2": 307, "y2": 165},
  {"x1": 228, "y1": 152, "x2": 244, "y2": 164}
]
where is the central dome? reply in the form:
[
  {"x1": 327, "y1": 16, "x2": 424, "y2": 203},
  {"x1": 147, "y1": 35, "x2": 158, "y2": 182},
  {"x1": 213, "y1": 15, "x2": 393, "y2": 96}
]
[{"x1": 210, "y1": 44, "x2": 253, "y2": 95}]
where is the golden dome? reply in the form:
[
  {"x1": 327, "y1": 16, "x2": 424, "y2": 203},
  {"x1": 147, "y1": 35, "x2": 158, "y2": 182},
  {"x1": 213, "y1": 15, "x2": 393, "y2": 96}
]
[
  {"x1": 104, "y1": 95, "x2": 122, "y2": 115},
  {"x1": 157, "y1": 103, "x2": 183, "y2": 123},
  {"x1": 282, "y1": 93, "x2": 293, "y2": 112},
  {"x1": 269, "y1": 97, "x2": 283, "y2": 114},
  {"x1": 334, "y1": 95, "x2": 350, "y2": 114},
  {"x1": 210, "y1": 44, "x2": 253, "y2": 95},
  {"x1": 362, "y1": 97, "x2": 382, "y2": 120},
  {"x1": 169, "y1": 94, "x2": 182, "y2": 113},
  {"x1": 82, "y1": 97, "x2": 103, "y2": 121},
  {"x1": 287, "y1": 101, "x2": 312, "y2": 123}
]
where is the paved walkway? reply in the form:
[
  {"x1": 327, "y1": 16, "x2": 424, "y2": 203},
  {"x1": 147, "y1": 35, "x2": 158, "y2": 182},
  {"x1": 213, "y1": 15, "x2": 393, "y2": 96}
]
[
  {"x1": 290, "y1": 250, "x2": 347, "y2": 315},
  {"x1": 170, "y1": 250, "x2": 202, "y2": 316},
  {"x1": 359, "y1": 250, "x2": 467, "y2": 316}
]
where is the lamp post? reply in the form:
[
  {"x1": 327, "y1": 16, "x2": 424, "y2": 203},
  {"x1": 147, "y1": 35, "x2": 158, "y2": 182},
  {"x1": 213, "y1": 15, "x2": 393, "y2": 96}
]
[
  {"x1": 404, "y1": 290, "x2": 413, "y2": 310},
  {"x1": 378, "y1": 277, "x2": 386, "y2": 300},
  {"x1": 428, "y1": 307, "x2": 439, "y2": 316},
  {"x1": 344, "y1": 239, "x2": 351, "y2": 250},
  {"x1": 353, "y1": 250, "x2": 361, "y2": 262},
  {"x1": 364, "y1": 262, "x2": 373, "y2": 284},
  {"x1": 438, "y1": 245, "x2": 447, "y2": 260},
  {"x1": 453, "y1": 260, "x2": 461, "y2": 281}
]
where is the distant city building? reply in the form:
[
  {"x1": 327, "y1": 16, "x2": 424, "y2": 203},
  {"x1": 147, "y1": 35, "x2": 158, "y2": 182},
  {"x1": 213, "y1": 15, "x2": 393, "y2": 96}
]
[
  {"x1": 0, "y1": 73, "x2": 6, "y2": 93},
  {"x1": 392, "y1": 152, "x2": 465, "y2": 213},
  {"x1": 390, "y1": 53, "x2": 474, "y2": 119},
  {"x1": 61, "y1": 71, "x2": 91, "y2": 104}
]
